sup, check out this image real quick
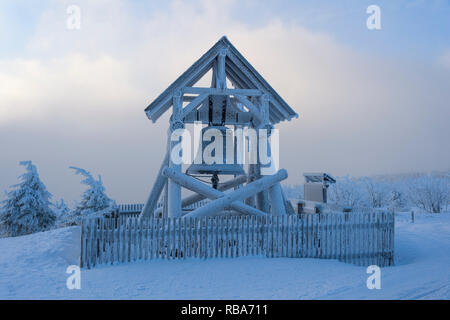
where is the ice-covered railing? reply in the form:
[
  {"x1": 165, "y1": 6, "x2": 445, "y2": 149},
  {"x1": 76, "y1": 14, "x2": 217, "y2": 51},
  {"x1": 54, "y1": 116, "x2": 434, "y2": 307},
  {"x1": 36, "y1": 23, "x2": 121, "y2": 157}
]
[
  {"x1": 118, "y1": 203, "x2": 145, "y2": 213},
  {"x1": 117, "y1": 199, "x2": 211, "y2": 216}
]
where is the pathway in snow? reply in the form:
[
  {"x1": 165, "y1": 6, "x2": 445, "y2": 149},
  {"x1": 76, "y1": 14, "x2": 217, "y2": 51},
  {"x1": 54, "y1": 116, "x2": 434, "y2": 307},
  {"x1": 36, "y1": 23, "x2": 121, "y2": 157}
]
[{"x1": 0, "y1": 213, "x2": 449, "y2": 299}]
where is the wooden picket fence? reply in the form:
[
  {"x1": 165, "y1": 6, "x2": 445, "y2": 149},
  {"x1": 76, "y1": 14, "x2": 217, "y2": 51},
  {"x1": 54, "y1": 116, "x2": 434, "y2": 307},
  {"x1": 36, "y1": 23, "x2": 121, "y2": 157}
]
[{"x1": 80, "y1": 211, "x2": 394, "y2": 269}]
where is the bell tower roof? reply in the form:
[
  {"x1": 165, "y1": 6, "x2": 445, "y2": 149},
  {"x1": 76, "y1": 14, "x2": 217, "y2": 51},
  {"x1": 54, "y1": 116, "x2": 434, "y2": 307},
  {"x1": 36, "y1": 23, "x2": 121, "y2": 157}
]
[{"x1": 145, "y1": 36, "x2": 299, "y2": 125}]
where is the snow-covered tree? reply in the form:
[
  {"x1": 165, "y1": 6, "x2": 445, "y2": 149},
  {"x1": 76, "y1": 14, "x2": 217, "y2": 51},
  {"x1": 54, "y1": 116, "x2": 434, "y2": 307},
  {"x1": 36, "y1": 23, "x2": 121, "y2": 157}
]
[
  {"x1": 0, "y1": 161, "x2": 56, "y2": 237},
  {"x1": 283, "y1": 184, "x2": 304, "y2": 199},
  {"x1": 54, "y1": 198, "x2": 71, "y2": 227},
  {"x1": 328, "y1": 175, "x2": 366, "y2": 209},
  {"x1": 68, "y1": 166, "x2": 116, "y2": 225},
  {"x1": 361, "y1": 177, "x2": 389, "y2": 208},
  {"x1": 387, "y1": 188, "x2": 407, "y2": 211},
  {"x1": 407, "y1": 175, "x2": 449, "y2": 213}
]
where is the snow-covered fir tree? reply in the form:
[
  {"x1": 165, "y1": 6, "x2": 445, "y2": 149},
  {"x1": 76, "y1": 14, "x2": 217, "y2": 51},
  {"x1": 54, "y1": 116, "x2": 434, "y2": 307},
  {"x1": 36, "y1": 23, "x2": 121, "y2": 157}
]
[
  {"x1": 54, "y1": 198, "x2": 71, "y2": 227},
  {"x1": 68, "y1": 167, "x2": 116, "y2": 225},
  {"x1": 55, "y1": 198, "x2": 70, "y2": 215},
  {"x1": 388, "y1": 189, "x2": 407, "y2": 211},
  {"x1": 0, "y1": 161, "x2": 56, "y2": 237}
]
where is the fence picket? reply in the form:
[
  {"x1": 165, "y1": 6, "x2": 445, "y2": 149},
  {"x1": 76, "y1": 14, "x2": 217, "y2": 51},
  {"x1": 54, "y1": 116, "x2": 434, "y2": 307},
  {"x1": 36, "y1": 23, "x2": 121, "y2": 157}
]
[
  {"x1": 369, "y1": 213, "x2": 375, "y2": 265},
  {"x1": 104, "y1": 218, "x2": 109, "y2": 264},
  {"x1": 84, "y1": 220, "x2": 90, "y2": 269},
  {"x1": 229, "y1": 216, "x2": 232, "y2": 258},
  {"x1": 366, "y1": 213, "x2": 371, "y2": 266},
  {"x1": 390, "y1": 211, "x2": 395, "y2": 266},
  {"x1": 264, "y1": 216, "x2": 269, "y2": 257},
  {"x1": 110, "y1": 218, "x2": 114, "y2": 264},
  {"x1": 193, "y1": 218, "x2": 197, "y2": 258},
  {"x1": 294, "y1": 215, "x2": 299, "y2": 258},
  {"x1": 138, "y1": 218, "x2": 143, "y2": 261},
  {"x1": 322, "y1": 214, "x2": 327, "y2": 259},
  {"x1": 253, "y1": 216, "x2": 256, "y2": 257},
  {"x1": 91, "y1": 219, "x2": 97, "y2": 268},
  {"x1": 178, "y1": 218, "x2": 182, "y2": 259},
  {"x1": 356, "y1": 213, "x2": 361, "y2": 265}
]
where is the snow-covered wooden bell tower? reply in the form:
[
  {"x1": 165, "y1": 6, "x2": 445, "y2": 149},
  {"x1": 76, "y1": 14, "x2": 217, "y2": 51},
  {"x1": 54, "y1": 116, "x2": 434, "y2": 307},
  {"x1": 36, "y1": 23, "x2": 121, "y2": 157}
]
[{"x1": 139, "y1": 36, "x2": 298, "y2": 219}]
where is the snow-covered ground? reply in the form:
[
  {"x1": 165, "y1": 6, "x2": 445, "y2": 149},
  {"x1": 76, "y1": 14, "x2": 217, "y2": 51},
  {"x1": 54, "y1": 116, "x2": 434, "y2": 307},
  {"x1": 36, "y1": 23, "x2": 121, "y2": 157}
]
[{"x1": 0, "y1": 212, "x2": 449, "y2": 299}]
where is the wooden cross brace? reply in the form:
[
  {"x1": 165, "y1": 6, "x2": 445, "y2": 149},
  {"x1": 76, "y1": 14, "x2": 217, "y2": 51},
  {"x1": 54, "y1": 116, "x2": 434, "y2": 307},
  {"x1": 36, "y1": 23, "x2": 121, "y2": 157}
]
[
  {"x1": 162, "y1": 166, "x2": 288, "y2": 218},
  {"x1": 153, "y1": 174, "x2": 248, "y2": 217}
]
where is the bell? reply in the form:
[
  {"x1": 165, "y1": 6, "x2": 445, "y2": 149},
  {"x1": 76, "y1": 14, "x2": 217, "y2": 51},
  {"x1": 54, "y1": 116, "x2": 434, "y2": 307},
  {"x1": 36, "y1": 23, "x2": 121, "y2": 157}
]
[{"x1": 186, "y1": 126, "x2": 245, "y2": 176}]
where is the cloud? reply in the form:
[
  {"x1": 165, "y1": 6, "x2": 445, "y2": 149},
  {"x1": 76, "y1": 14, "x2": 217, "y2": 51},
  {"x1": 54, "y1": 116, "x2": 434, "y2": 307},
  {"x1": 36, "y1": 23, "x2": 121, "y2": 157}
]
[
  {"x1": 0, "y1": 54, "x2": 140, "y2": 126},
  {"x1": 438, "y1": 49, "x2": 450, "y2": 70},
  {"x1": 1, "y1": 0, "x2": 449, "y2": 203}
]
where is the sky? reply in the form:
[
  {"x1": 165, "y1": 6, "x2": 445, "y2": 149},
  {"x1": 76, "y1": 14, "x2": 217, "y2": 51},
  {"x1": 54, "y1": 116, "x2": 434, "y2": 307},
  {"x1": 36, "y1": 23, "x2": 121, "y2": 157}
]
[{"x1": 1, "y1": 0, "x2": 449, "y2": 205}]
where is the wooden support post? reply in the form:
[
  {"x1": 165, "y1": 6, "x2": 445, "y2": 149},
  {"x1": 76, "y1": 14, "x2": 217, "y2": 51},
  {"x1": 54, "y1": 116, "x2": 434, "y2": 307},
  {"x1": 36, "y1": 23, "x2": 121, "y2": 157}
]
[
  {"x1": 211, "y1": 59, "x2": 217, "y2": 88},
  {"x1": 163, "y1": 133, "x2": 170, "y2": 217},
  {"x1": 216, "y1": 48, "x2": 227, "y2": 90},
  {"x1": 255, "y1": 164, "x2": 270, "y2": 212},
  {"x1": 281, "y1": 187, "x2": 295, "y2": 214},
  {"x1": 269, "y1": 183, "x2": 285, "y2": 215},
  {"x1": 259, "y1": 94, "x2": 286, "y2": 215},
  {"x1": 163, "y1": 178, "x2": 168, "y2": 217},
  {"x1": 167, "y1": 91, "x2": 183, "y2": 218},
  {"x1": 255, "y1": 94, "x2": 271, "y2": 213},
  {"x1": 245, "y1": 164, "x2": 256, "y2": 207}
]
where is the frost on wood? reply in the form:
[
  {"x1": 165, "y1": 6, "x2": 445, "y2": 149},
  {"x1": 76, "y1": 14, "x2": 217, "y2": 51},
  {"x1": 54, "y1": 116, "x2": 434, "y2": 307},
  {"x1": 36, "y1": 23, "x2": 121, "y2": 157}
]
[
  {"x1": 68, "y1": 166, "x2": 116, "y2": 225},
  {"x1": 0, "y1": 161, "x2": 56, "y2": 237}
]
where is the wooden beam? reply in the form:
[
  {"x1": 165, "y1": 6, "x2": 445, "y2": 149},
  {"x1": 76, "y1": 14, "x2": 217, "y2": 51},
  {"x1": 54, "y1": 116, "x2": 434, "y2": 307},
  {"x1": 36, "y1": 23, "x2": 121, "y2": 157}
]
[
  {"x1": 225, "y1": 66, "x2": 249, "y2": 90},
  {"x1": 182, "y1": 93, "x2": 209, "y2": 118},
  {"x1": 182, "y1": 87, "x2": 262, "y2": 96},
  {"x1": 234, "y1": 94, "x2": 264, "y2": 123},
  {"x1": 183, "y1": 110, "x2": 252, "y2": 125},
  {"x1": 183, "y1": 96, "x2": 197, "y2": 102},
  {"x1": 225, "y1": 58, "x2": 255, "y2": 89}
]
